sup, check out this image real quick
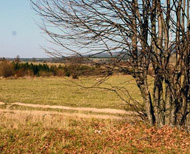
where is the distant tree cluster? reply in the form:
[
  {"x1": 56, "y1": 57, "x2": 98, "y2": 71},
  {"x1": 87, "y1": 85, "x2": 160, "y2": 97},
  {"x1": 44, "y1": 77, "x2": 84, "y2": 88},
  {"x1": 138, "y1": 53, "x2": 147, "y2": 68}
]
[{"x1": 0, "y1": 59, "x2": 106, "y2": 79}]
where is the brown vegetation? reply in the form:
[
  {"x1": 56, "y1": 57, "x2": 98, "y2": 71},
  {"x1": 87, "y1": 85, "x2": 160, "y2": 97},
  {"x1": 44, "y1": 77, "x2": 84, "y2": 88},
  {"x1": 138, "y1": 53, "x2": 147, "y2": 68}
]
[
  {"x1": 0, "y1": 60, "x2": 14, "y2": 78},
  {"x1": 0, "y1": 109, "x2": 190, "y2": 153}
]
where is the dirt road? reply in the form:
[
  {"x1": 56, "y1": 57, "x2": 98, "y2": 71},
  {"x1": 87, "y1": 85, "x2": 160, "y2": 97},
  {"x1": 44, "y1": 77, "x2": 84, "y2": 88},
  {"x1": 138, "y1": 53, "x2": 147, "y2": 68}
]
[{"x1": 0, "y1": 102, "x2": 137, "y2": 120}]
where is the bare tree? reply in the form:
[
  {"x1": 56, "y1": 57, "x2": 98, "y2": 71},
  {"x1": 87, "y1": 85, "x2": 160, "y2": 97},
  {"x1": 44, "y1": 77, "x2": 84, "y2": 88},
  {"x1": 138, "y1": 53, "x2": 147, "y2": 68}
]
[{"x1": 31, "y1": 0, "x2": 190, "y2": 128}]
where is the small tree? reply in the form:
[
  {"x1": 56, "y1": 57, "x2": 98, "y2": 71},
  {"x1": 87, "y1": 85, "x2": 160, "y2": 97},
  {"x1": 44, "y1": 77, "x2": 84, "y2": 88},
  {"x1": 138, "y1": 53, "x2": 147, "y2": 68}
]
[{"x1": 31, "y1": 0, "x2": 190, "y2": 129}]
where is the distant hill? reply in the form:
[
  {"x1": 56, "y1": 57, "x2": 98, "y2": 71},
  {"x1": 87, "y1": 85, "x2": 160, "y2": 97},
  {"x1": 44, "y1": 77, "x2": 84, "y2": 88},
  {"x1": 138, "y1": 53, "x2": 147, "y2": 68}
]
[
  {"x1": 85, "y1": 51, "x2": 129, "y2": 59},
  {"x1": 0, "y1": 51, "x2": 129, "y2": 63}
]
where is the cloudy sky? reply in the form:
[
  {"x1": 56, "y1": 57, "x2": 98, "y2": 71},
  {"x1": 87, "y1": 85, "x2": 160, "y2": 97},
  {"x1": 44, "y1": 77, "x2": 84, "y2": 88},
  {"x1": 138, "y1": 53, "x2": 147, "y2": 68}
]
[{"x1": 0, "y1": 0, "x2": 49, "y2": 58}]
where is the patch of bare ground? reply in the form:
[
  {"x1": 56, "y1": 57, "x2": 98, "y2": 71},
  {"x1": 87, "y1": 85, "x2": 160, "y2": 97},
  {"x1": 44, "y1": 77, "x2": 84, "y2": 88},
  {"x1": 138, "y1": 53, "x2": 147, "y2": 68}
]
[{"x1": 0, "y1": 102, "x2": 5, "y2": 105}]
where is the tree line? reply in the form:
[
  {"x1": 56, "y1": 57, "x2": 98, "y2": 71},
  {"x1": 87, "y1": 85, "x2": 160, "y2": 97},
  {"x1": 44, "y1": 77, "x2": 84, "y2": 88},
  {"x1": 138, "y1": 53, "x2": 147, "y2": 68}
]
[{"x1": 0, "y1": 59, "x2": 103, "y2": 79}]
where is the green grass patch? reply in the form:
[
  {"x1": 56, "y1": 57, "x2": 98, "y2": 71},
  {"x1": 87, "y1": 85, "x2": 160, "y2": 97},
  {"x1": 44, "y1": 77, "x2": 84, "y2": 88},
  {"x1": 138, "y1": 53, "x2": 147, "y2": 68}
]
[{"x1": 0, "y1": 75, "x2": 144, "y2": 109}]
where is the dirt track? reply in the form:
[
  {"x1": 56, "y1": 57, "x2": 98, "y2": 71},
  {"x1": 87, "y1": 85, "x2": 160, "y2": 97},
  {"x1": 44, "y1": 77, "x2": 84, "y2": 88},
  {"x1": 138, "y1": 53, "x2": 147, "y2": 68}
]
[
  {"x1": 0, "y1": 102, "x2": 137, "y2": 120},
  {"x1": 0, "y1": 109, "x2": 124, "y2": 120}
]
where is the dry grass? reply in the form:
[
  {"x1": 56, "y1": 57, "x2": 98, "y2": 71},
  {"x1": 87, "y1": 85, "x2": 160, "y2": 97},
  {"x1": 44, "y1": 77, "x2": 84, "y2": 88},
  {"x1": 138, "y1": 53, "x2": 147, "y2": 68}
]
[
  {"x1": 0, "y1": 101, "x2": 137, "y2": 120},
  {"x1": 0, "y1": 110, "x2": 190, "y2": 153}
]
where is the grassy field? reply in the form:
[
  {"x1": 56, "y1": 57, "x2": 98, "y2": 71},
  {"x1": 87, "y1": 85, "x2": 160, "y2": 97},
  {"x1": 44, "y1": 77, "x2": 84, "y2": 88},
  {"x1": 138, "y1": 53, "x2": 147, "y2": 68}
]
[
  {"x1": 0, "y1": 75, "x2": 144, "y2": 110},
  {"x1": 1, "y1": 75, "x2": 190, "y2": 153}
]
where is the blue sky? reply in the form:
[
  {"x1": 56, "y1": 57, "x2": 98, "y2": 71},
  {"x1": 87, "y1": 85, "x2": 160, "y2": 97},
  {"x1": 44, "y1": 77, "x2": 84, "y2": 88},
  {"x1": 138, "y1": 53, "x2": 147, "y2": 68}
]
[{"x1": 0, "y1": 0, "x2": 48, "y2": 58}]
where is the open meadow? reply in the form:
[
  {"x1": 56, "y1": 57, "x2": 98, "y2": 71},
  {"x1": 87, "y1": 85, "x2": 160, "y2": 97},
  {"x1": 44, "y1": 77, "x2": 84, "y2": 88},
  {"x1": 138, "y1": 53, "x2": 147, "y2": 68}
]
[
  {"x1": 0, "y1": 75, "x2": 190, "y2": 153},
  {"x1": 0, "y1": 75, "x2": 143, "y2": 109}
]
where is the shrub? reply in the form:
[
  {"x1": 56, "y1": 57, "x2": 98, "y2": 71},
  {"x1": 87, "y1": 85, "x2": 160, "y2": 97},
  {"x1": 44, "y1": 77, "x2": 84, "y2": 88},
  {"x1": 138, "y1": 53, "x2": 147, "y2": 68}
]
[
  {"x1": 55, "y1": 68, "x2": 65, "y2": 76},
  {"x1": 39, "y1": 70, "x2": 53, "y2": 77},
  {"x1": 15, "y1": 68, "x2": 27, "y2": 77},
  {"x1": 65, "y1": 64, "x2": 86, "y2": 79},
  {"x1": 0, "y1": 60, "x2": 14, "y2": 78},
  {"x1": 64, "y1": 64, "x2": 97, "y2": 78},
  {"x1": 15, "y1": 69, "x2": 34, "y2": 77}
]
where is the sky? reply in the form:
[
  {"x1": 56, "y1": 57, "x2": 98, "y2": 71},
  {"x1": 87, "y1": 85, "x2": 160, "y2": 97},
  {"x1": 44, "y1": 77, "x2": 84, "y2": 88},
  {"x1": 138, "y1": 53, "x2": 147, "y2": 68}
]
[{"x1": 0, "y1": 0, "x2": 49, "y2": 58}]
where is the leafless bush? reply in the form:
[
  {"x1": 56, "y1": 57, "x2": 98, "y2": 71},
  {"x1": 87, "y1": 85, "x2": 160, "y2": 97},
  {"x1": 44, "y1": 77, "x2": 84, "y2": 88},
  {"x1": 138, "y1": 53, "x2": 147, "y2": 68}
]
[{"x1": 0, "y1": 60, "x2": 14, "y2": 78}]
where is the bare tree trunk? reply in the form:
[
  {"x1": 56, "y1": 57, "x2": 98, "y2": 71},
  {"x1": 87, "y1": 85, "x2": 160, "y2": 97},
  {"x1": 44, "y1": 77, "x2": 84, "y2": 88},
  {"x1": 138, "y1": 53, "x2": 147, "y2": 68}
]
[
  {"x1": 152, "y1": 0, "x2": 165, "y2": 127},
  {"x1": 137, "y1": 77, "x2": 155, "y2": 125},
  {"x1": 164, "y1": 0, "x2": 171, "y2": 125}
]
